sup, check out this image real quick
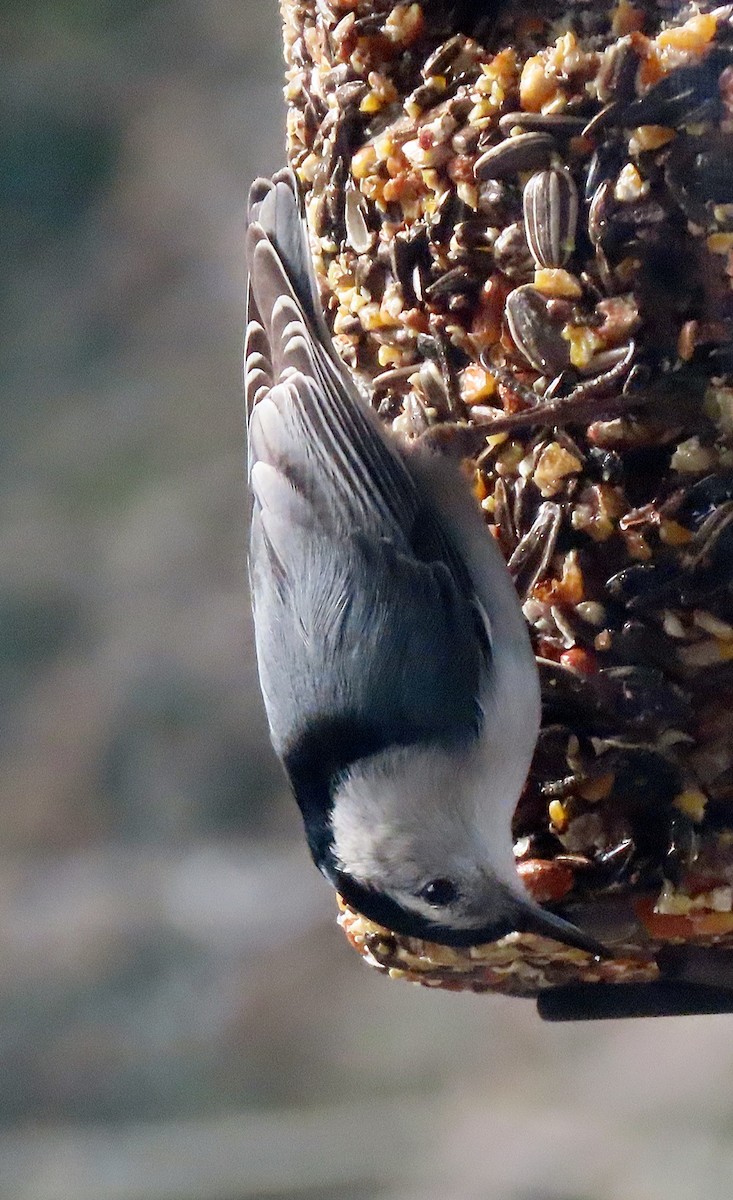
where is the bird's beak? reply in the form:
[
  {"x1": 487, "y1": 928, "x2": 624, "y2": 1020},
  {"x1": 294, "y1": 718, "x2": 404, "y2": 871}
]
[{"x1": 515, "y1": 903, "x2": 611, "y2": 959}]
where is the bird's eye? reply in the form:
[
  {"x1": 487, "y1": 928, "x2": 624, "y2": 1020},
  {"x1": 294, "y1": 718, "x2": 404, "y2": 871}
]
[{"x1": 419, "y1": 878, "x2": 458, "y2": 907}]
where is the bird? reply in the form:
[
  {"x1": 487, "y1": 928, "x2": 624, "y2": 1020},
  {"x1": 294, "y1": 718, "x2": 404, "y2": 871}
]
[{"x1": 245, "y1": 168, "x2": 606, "y2": 957}]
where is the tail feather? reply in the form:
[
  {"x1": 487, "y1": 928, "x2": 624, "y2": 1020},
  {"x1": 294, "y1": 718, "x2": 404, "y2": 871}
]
[{"x1": 247, "y1": 170, "x2": 335, "y2": 359}]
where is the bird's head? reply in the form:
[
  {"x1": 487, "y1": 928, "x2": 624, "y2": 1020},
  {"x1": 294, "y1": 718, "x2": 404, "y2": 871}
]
[{"x1": 322, "y1": 741, "x2": 607, "y2": 956}]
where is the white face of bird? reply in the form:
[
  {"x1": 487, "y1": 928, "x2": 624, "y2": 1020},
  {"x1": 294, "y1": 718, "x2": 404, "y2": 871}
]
[
  {"x1": 329, "y1": 740, "x2": 521, "y2": 934},
  {"x1": 328, "y1": 735, "x2": 607, "y2": 957}
]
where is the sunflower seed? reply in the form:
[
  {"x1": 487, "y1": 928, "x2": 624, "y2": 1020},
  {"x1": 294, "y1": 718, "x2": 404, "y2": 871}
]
[
  {"x1": 413, "y1": 360, "x2": 451, "y2": 413},
  {"x1": 319, "y1": 157, "x2": 348, "y2": 242},
  {"x1": 508, "y1": 501, "x2": 563, "y2": 599},
  {"x1": 390, "y1": 229, "x2": 431, "y2": 306},
  {"x1": 352, "y1": 12, "x2": 384, "y2": 34},
  {"x1": 683, "y1": 500, "x2": 733, "y2": 575},
  {"x1": 320, "y1": 64, "x2": 354, "y2": 92},
  {"x1": 474, "y1": 133, "x2": 555, "y2": 181},
  {"x1": 665, "y1": 817, "x2": 698, "y2": 887},
  {"x1": 373, "y1": 364, "x2": 417, "y2": 391},
  {"x1": 405, "y1": 81, "x2": 447, "y2": 114},
  {"x1": 587, "y1": 179, "x2": 615, "y2": 291},
  {"x1": 584, "y1": 140, "x2": 624, "y2": 202},
  {"x1": 673, "y1": 470, "x2": 733, "y2": 527},
  {"x1": 523, "y1": 166, "x2": 579, "y2": 270},
  {"x1": 345, "y1": 185, "x2": 371, "y2": 253},
  {"x1": 596, "y1": 36, "x2": 640, "y2": 105},
  {"x1": 582, "y1": 102, "x2": 625, "y2": 140},
  {"x1": 573, "y1": 341, "x2": 636, "y2": 393},
  {"x1": 334, "y1": 80, "x2": 369, "y2": 110},
  {"x1": 429, "y1": 189, "x2": 470, "y2": 242},
  {"x1": 425, "y1": 264, "x2": 479, "y2": 300},
  {"x1": 498, "y1": 111, "x2": 586, "y2": 137},
  {"x1": 422, "y1": 34, "x2": 467, "y2": 78},
  {"x1": 606, "y1": 562, "x2": 680, "y2": 612},
  {"x1": 605, "y1": 48, "x2": 733, "y2": 129},
  {"x1": 494, "y1": 476, "x2": 517, "y2": 550},
  {"x1": 665, "y1": 131, "x2": 733, "y2": 227},
  {"x1": 493, "y1": 222, "x2": 534, "y2": 279},
  {"x1": 505, "y1": 285, "x2": 571, "y2": 375}
]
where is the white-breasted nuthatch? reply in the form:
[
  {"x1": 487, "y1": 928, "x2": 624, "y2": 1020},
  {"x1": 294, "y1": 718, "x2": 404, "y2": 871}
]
[{"x1": 245, "y1": 170, "x2": 606, "y2": 957}]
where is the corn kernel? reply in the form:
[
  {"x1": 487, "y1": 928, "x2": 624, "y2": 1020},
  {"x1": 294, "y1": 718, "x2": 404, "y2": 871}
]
[
  {"x1": 673, "y1": 788, "x2": 708, "y2": 824},
  {"x1": 559, "y1": 549, "x2": 584, "y2": 604},
  {"x1": 707, "y1": 233, "x2": 733, "y2": 255},
  {"x1": 374, "y1": 132, "x2": 396, "y2": 161},
  {"x1": 384, "y1": 2, "x2": 424, "y2": 45},
  {"x1": 520, "y1": 54, "x2": 556, "y2": 112},
  {"x1": 615, "y1": 163, "x2": 649, "y2": 202},
  {"x1": 349, "y1": 291, "x2": 368, "y2": 313},
  {"x1": 562, "y1": 324, "x2": 604, "y2": 369},
  {"x1": 639, "y1": 51, "x2": 665, "y2": 89},
  {"x1": 482, "y1": 431, "x2": 509, "y2": 453},
  {"x1": 460, "y1": 363, "x2": 497, "y2": 404},
  {"x1": 657, "y1": 12, "x2": 717, "y2": 51},
  {"x1": 402, "y1": 139, "x2": 451, "y2": 170},
  {"x1": 352, "y1": 144, "x2": 377, "y2": 180},
  {"x1": 332, "y1": 308, "x2": 356, "y2": 336},
  {"x1": 630, "y1": 124, "x2": 676, "y2": 153},
  {"x1": 297, "y1": 154, "x2": 320, "y2": 185},
  {"x1": 533, "y1": 268, "x2": 582, "y2": 298},
  {"x1": 548, "y1": 799, "x2": 568, "y2": 832},
  {"x1": 377, "y1": 343, "x2": 402, "y2": 367},
  {"x1": 359, "y1": 302, "x2": 384, "y2": 330},
  {"x1": 534, "y1": 442, "x2": 583, "y2": 496},
  {"x1": 360, "y1": 93, "x2": 383, "y2": 114},
  {"x1": 468, "y1": 100, "x2": 492, "y2": 123}
]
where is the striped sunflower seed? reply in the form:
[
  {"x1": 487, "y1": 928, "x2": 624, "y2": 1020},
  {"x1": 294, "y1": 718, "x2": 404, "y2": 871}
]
[{"x1": 523, "y1": 166, "x2": 579, "y2": 270}]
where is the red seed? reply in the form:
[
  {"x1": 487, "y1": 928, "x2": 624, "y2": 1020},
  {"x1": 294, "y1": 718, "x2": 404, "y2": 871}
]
[
  {"x1": 517, "y1": 858, "x2": 574, "y2": 903},
  {"x1": 560, "y1": 647, "x2": 598, "y2": 675}
]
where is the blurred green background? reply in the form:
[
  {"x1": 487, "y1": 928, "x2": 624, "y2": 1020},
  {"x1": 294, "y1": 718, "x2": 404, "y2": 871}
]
[{"x1": 4, "y1": 3, "x2": 733, "y2": 1198}]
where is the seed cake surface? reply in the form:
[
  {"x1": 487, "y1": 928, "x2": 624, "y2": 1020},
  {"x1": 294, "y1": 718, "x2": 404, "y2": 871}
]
[{"x1": 278, "y1": 0, "x2": 733, "y2": 993}]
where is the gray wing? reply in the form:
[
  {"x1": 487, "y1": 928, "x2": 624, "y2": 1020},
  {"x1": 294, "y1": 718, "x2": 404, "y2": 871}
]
[
  {"x1": 245, "y1": 172, "x2": 485, "y2": 760},
  {"x1": 250, "y1": 424, "x2": 482, "y2": 757},
  {"x1": 246, "y1": 172, "x2": 420, "y2": 539}
]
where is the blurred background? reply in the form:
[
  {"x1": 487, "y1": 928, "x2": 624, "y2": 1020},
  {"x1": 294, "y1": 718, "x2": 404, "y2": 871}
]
[{"x1": 4, "y1": 2, "x2": 733, "y2": 1198}]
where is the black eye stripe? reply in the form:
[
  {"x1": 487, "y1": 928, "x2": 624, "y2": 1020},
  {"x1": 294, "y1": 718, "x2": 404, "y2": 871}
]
[{"x1": 419, "y1": 878, "x2": 458, "y2": 907}]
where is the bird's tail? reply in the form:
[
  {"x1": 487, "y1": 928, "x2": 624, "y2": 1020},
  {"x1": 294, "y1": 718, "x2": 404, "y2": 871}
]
[
  {"x1": 245, "y1": 170, "x2": 347, "y2": 416},
  {"x1": 246, "y1": 171, "x2": 327, "y2": 337}
]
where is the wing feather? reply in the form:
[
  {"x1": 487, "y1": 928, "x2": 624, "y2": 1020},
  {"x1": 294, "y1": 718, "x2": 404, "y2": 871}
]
[{"x1": 245, "y1": 169, "x2": 487, "y2": 764}]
